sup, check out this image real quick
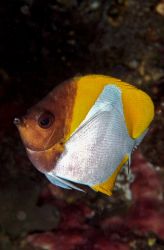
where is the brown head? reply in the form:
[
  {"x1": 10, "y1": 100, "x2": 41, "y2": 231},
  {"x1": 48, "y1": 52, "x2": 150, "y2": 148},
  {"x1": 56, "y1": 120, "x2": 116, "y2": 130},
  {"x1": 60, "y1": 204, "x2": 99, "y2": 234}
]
[{"x1": 14, "y1": 79, "x2": 76, "y2": 173}]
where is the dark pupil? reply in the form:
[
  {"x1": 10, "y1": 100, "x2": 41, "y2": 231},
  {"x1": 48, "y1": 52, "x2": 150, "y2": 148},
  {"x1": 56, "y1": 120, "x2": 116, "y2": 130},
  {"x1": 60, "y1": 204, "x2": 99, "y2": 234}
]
[
  {"x1": 38, "y1": 112, "x2": 54, "y2": 129},
  {"x1": 40, "y1": 117, "x2": 50, "y2": 126}
]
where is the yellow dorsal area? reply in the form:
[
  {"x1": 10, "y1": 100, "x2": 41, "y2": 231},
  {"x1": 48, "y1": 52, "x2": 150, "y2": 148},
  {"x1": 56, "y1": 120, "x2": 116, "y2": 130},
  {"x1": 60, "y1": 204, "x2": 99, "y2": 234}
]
[
  {"x1": 67, "y1": 75, "x2": 121, "y2": 138},
  {"x1": 67, "y1": 75, "x2": 154, "y2": 139},
  {"x1": 92, "y1": 155, "x2": 129, "y2": 196}
]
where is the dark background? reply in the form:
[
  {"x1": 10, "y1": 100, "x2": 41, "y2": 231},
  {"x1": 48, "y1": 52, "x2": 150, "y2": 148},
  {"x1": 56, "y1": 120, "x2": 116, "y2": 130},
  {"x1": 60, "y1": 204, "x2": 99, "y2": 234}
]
[{"x1": 0, "y1": 1, "x2": 164, "y2": 249}]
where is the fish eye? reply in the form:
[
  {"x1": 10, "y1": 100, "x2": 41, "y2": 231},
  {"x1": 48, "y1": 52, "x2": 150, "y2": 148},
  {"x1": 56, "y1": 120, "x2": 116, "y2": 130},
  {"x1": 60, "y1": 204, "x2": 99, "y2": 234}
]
[{"x1": 38, "y1": 112, "x2": 54, "y2": 129}]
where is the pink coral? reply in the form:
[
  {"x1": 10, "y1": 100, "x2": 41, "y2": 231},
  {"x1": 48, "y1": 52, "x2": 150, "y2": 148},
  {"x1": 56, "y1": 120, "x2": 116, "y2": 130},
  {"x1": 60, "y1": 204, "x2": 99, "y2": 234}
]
[
  {"x1": 27, "y1": 151, "x2": 164, "y2": 250},
  {"x1": 127, "y1": 151, "x2": 164, "y2": 239},
  {"x1": 27, "y1": 231, "x2": 87, "y2": 250}
]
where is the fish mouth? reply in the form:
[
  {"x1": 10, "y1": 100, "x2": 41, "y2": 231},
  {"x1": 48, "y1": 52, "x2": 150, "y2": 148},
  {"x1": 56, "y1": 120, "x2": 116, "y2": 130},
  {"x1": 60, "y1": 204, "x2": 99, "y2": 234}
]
[{"x1": 13, "y1": 117, "x2": 21, "y2": 126}]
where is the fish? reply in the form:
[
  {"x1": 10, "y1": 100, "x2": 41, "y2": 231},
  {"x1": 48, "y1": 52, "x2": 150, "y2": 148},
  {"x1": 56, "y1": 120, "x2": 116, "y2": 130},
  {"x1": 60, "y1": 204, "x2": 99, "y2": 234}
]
[{"x1": 14, "y1": 75, "x2": 154, "y2": 196}]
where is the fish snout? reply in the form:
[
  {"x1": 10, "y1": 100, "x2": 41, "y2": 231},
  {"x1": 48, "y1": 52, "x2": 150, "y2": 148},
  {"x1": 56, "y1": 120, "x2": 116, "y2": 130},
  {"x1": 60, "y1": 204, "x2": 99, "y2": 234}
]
[
  {"x1": 13, "y1": 117, "x2": 26, "y2": 127},
  {"x1": 13, "y1": 117, "x2": 21, "y2": 126}
]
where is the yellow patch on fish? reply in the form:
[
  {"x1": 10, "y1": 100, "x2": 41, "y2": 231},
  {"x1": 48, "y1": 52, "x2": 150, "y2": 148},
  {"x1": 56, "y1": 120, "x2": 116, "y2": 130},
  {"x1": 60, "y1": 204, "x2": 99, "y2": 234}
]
[{"x1": 67, "y1": 75, "x2": 154, "y2": 140}]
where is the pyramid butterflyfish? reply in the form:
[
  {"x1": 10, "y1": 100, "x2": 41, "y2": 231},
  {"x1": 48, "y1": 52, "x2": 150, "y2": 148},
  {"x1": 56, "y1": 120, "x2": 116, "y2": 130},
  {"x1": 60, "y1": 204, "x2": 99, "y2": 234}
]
[{"x1": 14, "y1": 75, "x2": 154, "y2": 196}]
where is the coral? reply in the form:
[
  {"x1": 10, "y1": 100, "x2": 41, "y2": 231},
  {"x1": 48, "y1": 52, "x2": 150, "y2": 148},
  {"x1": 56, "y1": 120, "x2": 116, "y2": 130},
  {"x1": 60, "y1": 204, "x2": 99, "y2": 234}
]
[{"x1": 26, "y1": 151, "x2": 164, "y2": 249}]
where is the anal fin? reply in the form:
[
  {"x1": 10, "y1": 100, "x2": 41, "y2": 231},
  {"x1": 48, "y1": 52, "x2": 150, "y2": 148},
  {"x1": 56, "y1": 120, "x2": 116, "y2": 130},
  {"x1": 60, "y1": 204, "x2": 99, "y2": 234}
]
[{"x1": 91, "y1": 155, "x2": 128, "y2": 196}]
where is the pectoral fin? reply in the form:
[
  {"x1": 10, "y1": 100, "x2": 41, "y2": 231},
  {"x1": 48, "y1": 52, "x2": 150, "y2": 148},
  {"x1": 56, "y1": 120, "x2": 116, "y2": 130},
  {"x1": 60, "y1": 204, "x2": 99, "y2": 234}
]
[
  {"x1": 46, "y1": 173, "x2": 85, "y2": 192},
  {"x1": 91, "y1": 155, "x2": 129, "y2": 196}
]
